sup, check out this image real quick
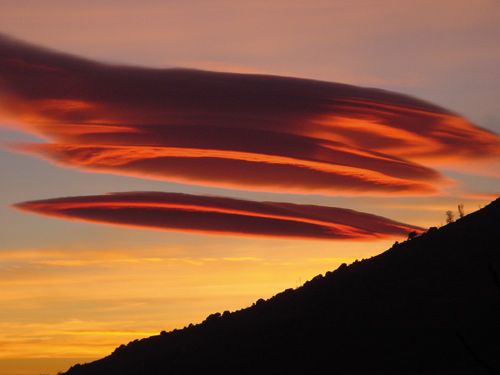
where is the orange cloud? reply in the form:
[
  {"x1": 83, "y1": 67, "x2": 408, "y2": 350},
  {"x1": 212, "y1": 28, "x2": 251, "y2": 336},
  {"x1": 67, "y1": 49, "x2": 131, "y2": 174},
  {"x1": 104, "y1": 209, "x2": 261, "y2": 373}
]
[
  {"x1": 1, "y1": 34, "x2": 498, "y2": 195},
  {"x1": 14, "y1": 192, "x2": 422, "y2": 240}
]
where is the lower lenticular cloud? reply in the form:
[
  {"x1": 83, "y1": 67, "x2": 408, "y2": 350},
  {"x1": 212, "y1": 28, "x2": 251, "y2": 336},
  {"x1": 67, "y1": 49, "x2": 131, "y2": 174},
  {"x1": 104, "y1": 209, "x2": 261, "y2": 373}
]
[
  {"x1": 14, "y1": 192, "x2": 422, "y2": 240},
  {"x1": 1, "y1": 34, "x2": 499, "y2": 195}
]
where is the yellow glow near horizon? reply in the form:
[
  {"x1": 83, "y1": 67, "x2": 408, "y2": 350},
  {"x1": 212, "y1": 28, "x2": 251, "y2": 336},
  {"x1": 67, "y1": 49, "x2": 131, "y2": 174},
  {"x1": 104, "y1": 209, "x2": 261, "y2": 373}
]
[{"x1": 0, "y1": 239, "x2": 388, "y2": 368}]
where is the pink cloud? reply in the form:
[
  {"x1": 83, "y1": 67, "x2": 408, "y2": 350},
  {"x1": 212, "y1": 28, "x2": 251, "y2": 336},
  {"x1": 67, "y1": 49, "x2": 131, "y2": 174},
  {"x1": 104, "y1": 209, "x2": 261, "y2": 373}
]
[
  {"x1": 14, "y1": 192, "x2": 423, "y2": 240},
  {"x1": 1, "y1": 34, "x2": 498, "y2": 195}
]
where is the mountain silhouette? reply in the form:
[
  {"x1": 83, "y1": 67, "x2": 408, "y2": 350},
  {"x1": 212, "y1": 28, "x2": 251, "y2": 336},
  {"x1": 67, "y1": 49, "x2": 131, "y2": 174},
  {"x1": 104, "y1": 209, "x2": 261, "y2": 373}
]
[{"x1": 63, "y1": 198, "x2": 500, "y2": 375}]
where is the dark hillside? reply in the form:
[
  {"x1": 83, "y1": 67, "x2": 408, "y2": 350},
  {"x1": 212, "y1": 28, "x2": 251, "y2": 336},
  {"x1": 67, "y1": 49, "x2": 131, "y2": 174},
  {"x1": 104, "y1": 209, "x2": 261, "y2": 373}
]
[{"x1": 64, "y1": 198, "x2": 500, "y2": 375}]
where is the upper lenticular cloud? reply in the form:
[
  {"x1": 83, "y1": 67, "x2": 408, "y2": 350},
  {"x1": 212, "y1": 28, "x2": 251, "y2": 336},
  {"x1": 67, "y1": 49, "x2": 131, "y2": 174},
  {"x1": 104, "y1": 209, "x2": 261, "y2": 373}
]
[
  {"x1": 14, "y1": 192, "x2": 422, "y2": 240},
  {"x1": 0, "y1": 34, "x2": 498, "y2": 195}
]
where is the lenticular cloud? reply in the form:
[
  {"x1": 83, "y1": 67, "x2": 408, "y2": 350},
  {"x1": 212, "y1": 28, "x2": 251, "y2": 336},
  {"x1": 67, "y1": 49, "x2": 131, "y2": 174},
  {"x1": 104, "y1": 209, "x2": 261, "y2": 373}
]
[
  {"x1": 14, "y1": 192, "x2": 422, "y2": 240},
  {"x1": 1, "y1": 34, "x2": 498, "y2": 195}
]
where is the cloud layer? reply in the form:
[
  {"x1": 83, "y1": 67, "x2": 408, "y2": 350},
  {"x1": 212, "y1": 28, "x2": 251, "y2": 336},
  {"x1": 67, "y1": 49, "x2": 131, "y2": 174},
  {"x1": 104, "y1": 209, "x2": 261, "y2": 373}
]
[
  {"x1": 15, "y1": 192, "x2": 422, "y2": 240},
  {"x1": 1, "y1": 35, "x2": 498, "y2": 195}
]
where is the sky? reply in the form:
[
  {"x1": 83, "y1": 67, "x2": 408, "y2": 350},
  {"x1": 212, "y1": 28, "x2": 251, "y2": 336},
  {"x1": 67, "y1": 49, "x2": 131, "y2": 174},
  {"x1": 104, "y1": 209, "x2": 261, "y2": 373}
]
[{"x1": 0, "y1": 1, "x2": 499, "y2": 374}]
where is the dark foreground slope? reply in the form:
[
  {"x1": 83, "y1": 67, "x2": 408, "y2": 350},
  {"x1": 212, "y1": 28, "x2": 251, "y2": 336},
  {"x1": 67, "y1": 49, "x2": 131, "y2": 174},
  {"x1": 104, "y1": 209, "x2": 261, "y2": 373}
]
[{"x1": 64, "y1": 199, "x2": 500, "y2": 375}]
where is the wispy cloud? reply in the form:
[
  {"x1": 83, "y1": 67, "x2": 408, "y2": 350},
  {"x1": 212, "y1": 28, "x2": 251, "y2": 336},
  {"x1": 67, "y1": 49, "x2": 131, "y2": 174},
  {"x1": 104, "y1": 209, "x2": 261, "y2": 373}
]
[
  {"x1": 14, "y1": 191, "x2": 421, "y2": 240},
  {"x1": 1, "y1": 34, "x2": 497, "y2": 195}
]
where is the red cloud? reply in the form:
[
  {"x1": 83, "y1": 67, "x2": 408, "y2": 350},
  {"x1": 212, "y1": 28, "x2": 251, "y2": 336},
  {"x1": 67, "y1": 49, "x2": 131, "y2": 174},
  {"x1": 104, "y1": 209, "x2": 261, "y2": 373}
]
[
  {"x1": 14, "y1": 192, "x2": 422, "y2": 240},
  {"x1": 1, "y1": 34, "x2": 498, "y2": 195}
]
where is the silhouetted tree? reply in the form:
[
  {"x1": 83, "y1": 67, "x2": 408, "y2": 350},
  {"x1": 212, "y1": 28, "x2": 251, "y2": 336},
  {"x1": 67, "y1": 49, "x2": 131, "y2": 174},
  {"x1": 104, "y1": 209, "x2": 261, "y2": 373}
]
[
  {"x1": 255, "y1": 298, "x2": 265, "y2": 306},
  {"x1": 445, "y1": 210, "x2": 455, "y2": 223},
  {"x1": 458, "y1": 203, "x2": 465, "y2": 218},
  {"x1": 407, "y1": 231, "x2": 418, "y2": 240},
  {"x1": 205, "y1": 312, "x2": 221, "y2": 322}
]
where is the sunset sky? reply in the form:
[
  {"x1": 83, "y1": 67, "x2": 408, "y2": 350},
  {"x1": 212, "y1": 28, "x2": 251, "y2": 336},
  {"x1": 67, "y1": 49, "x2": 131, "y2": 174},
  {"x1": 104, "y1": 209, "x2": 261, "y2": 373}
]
[{"x1": 0, "y1": 1, "x2": 499, "y2": 374}]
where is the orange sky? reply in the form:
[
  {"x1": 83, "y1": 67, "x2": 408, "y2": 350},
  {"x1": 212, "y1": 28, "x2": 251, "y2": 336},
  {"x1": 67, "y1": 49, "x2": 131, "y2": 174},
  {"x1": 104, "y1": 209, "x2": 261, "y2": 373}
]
[
  {"x1": 0, "y1": 1, "x2": 499, "y2": 375},
  {"x1": 0, "y1": 237, "x2": 388, "y2": 375}
]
